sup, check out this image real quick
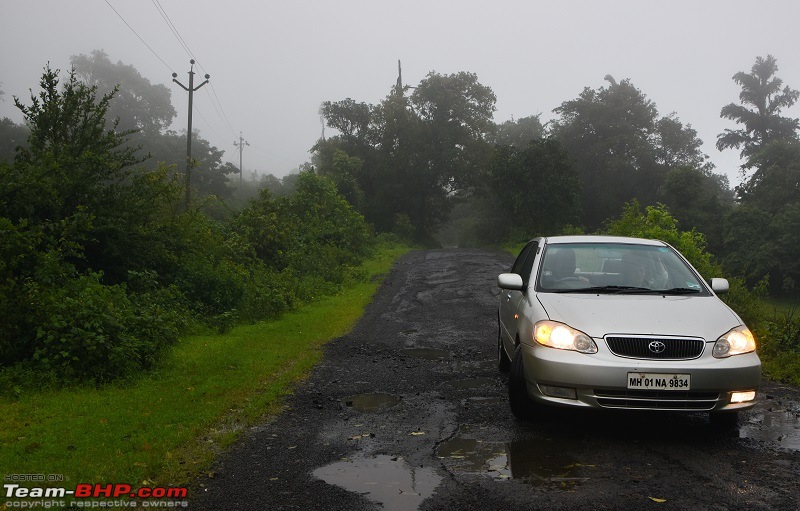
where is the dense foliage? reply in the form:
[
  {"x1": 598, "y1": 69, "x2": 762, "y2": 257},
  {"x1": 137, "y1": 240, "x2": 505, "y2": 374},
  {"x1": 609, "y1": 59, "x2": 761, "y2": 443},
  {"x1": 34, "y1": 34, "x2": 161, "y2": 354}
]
[{"x1": 0, "y1": 67, "x2": 373, "y2": 386}]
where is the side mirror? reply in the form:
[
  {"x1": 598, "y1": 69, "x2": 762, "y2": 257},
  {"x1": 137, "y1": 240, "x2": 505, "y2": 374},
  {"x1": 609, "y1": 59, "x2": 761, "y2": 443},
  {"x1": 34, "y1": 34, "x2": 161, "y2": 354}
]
[
  {"x1": 710, "y1": 278, "x2": 729, "y2": 294},
  {"x1": 498, "y1": 273, "x2": 524, "y2": 290}
]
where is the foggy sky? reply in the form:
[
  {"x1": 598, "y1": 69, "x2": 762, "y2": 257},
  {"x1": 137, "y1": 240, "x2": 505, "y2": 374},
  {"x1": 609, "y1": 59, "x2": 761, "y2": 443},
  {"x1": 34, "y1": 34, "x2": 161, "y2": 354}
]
[{"x1": 2, "y1": 0, "x2": 800, "y2": 185}]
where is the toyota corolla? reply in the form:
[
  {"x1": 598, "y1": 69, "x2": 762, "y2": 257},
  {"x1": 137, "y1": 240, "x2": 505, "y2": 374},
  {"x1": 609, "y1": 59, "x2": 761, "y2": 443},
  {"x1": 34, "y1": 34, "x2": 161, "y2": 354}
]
[{"x1": 496, "y1": 235, "x2": 761, "y2": 427}]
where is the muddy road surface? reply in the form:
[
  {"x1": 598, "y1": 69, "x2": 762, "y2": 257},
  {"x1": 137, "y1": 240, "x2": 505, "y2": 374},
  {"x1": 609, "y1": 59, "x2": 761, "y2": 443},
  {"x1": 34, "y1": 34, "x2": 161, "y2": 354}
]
[{"x1": 192, "y1": 249, "x2": 800, "y2": 510}]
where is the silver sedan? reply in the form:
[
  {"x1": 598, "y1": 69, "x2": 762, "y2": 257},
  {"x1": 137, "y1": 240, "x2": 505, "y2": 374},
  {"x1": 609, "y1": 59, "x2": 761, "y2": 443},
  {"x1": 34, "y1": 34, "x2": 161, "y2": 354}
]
[{"x1": 497, "y1": 235, "x2": 761, "y2": 427}]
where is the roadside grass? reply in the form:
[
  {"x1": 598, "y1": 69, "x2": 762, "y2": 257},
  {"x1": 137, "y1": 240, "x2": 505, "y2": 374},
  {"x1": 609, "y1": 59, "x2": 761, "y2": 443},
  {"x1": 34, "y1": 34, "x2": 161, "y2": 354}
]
[{"x1": 0, "y1": 243, "x2": 412, "y2": 487}]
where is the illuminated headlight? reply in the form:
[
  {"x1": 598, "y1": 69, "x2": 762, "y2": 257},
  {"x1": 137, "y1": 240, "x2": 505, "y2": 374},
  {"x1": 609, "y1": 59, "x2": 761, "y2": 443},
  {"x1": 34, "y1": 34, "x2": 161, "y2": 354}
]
[
  {"x1": 713, "y1": 326, "x2": 756, "y2": 358},
  {"x1": 533, "y1": 321, "x2": 597, "y2": 354},
  {"x1": 731, "y1": 391, "x2": 757, "y2": 403}
]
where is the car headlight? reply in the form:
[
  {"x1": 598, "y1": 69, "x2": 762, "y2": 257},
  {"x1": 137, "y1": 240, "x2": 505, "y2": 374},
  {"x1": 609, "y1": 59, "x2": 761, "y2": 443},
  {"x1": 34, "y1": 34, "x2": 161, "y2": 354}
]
[
  {"x1": 533, "y1": 320, "x2": 597, "y2": 354},
  {"x1": 713, "y1": 326, "x2": 756, "y2": 358}
]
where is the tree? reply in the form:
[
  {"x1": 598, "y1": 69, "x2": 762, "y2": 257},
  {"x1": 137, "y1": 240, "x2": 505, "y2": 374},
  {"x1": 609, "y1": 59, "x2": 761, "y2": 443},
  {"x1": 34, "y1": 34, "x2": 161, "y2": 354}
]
[
  {"x1": 551, "y1": 76, "x2": 717, "y2": 230},
  {"x1": 492, "y1": 115, "x2": 545, "y2": 148},
  {"x1": 313, "y1": 71, "x2": 497, "y2": 242},
  {"x1": 7, "y1": 65, "x2": 138, "y2": 223},
  {"x1": 411, "y1": 71, "x2": 496, "y2": 193},
  {"x1": 320, "y1": 98, "x2": 372, "y2": 142},
  {"x1": 717, "y1": 55, "x2": 799, "y2": 162},
  {"x1": 551, "y1": 76, "x2": 662, "y2": 227},
  {"x1": 71, "y1": 50, "x2": 177, "y2": 134},
  {"x1": 658, "y1": 166, "x2": 733, "y2": 255},
  {"x1": 488, "y1": 138, "x2": 581, "y2": 238},
  {"x1": 655, "y1": 114, "x2": 714, "y2": 173},
  {"x1": 0, "y1": 117, "x2": 29, "y2": 163},
  {"x1": 736, "y1": 140, "x2": 800, "y2": 213}
]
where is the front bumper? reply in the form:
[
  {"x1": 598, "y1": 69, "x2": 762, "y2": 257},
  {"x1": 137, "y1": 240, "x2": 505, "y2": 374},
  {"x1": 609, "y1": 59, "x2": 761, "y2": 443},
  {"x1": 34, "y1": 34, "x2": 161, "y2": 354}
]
[{"x1": 520, "y1": 340, "x2": 762, "y2": 412}]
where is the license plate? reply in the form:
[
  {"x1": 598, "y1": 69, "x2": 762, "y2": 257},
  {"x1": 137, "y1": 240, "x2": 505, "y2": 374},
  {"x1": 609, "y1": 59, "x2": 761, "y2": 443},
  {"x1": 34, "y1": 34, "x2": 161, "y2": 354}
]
[{"x1": 627, "y1": 372, "x2": 691, "y2": 390}]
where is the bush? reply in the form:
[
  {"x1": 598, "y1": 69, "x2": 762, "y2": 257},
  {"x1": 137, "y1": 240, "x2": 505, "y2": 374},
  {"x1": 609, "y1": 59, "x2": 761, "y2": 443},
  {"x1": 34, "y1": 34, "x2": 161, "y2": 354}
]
[{"x1": 28, "y1": 273, "x2": 140, "y2": 383}]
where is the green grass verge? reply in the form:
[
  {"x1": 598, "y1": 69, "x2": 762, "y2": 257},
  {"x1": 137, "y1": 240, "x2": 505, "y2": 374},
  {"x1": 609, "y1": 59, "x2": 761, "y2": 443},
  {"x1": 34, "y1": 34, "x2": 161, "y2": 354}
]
[{"x1": 0, "y1": 244, "x2": 412, "y2": 487}]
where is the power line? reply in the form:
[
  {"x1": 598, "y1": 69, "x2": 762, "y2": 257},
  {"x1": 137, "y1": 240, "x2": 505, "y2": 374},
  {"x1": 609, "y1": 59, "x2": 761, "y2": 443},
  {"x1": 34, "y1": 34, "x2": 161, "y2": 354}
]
[
  {"x1": 151, "y1": 0, "x2": 195, "y2": 62},
  {"x1": 149, "y1": 0, "x2": 235, "y2": 138},
  {"x1": 106, "y1": 0, "x2": 237, "y2": 152},
  {"x1": 103, "y1": 0, "x2": 174, "y2": 73}
]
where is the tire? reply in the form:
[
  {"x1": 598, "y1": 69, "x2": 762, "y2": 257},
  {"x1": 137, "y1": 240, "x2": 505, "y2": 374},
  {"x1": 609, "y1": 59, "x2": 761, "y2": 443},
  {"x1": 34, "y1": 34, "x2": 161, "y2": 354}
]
[
  {"x1": 709, "y1": 410, "x2": 740, "y2": 430},
  {"x1": 508, "y1": 344, "x2": 537, "y2": 420},
  {"x1": 497, "y1": 325, "x2": 511, "y2": 373}
]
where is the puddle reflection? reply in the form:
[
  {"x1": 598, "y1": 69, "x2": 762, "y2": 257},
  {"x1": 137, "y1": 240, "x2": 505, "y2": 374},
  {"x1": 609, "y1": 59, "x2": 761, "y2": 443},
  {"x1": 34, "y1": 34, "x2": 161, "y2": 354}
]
[
  {"x1": 343, "y1": 393, "x2": 401, "y2": 413},
  {"x1": 313, "y1": 454, "x2": 441, "y2": 511},
  {"x1": 739, "y1": 400, "x2": 800, "y2": 450},
  {"x1": 436, "y1": 435, "x2": 591, "y2": 488}
]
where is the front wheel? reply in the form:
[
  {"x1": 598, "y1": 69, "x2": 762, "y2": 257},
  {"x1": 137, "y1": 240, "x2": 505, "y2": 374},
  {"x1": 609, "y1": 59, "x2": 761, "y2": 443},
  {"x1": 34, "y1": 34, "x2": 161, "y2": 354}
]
[{"x1": 508, "y1": 344, "x2": 537, "y2": 420}]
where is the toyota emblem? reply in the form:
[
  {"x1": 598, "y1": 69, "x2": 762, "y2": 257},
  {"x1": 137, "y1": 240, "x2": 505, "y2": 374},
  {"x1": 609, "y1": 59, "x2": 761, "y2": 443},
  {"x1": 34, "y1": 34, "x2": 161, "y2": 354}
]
[{"x1": 648, "y1": 340, "x2": 667, "y2": 354}]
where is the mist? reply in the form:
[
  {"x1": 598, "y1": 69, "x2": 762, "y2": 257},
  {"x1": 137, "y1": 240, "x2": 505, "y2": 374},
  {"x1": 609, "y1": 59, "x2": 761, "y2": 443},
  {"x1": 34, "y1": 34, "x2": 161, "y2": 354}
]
[{"x1": 3, "y1": 1, "x2": 800, "y2": 183}]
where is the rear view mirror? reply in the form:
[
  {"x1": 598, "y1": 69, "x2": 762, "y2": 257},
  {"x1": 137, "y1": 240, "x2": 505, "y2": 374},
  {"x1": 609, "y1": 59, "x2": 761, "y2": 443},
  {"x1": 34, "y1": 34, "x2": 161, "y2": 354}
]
[
  {"x1": 497, "y1": 273, "x2": 524, "y2": 290},
  {"x1": 710, "y1": 278, "x2": 729, "y2": 294}
]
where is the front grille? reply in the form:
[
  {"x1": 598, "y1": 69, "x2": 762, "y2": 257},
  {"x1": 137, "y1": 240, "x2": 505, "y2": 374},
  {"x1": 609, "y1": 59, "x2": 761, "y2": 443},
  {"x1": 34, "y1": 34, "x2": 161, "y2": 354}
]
[
  {"x1": 594, "y1": 389, "x2": 720, "y2": 410},
  {"x1": 606, "y1": 336, "x2": 704, "y2": 360}
]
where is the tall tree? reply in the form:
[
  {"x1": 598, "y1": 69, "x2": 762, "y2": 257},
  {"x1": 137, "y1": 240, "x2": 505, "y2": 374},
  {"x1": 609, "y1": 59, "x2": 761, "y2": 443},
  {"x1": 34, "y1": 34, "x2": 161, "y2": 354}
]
[
  {"x1": 657, "y1": 166, "x2": 733, "y2": 255},
  {"x1": 551, "y1": 76, "x2": 717, "y2": 229},
  {"x1": 7, "y1": 66, "x2": 138, "y2": 222},
  {"x1": 71, "y1": 50, "x2": 177, "y2": 134},
  {"x1": 736, "y1": 140, "x2": 800, "y2": 213},
  {"x1": 313, "y1": 71, "x2": 497, "y2": 241},
  {"x1": 550, "y1": 76, "x2": 661, "y2": 227},
  {"x1": 489, "y1": 138, "x2": 581, "y2": 238},
  {"x1": 717, "y1": 55, "x2": 799, "y2": 162},
  {"x1": 411, "y1": 71, "x2": 496, "y2": 193}
]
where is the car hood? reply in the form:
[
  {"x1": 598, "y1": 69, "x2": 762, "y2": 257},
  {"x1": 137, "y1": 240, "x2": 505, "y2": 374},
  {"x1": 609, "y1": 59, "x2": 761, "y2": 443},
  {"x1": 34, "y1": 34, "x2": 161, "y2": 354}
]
[{"x1": 536, "y1": 293, "x2": 741, "y2": 340}]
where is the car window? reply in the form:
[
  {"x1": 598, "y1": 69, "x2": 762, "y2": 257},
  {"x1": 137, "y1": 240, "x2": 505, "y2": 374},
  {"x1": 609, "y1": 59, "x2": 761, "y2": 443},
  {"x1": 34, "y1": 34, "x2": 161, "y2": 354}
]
[
  {"x1": 537, "y1": 242, "x2": 709, "y2": 294},
  {"x1": 510, "y1": 242, "x2": 534, "y2": 275},
  {"x1": 519, "y1": 241, "x2": 539, "y2": 286}
]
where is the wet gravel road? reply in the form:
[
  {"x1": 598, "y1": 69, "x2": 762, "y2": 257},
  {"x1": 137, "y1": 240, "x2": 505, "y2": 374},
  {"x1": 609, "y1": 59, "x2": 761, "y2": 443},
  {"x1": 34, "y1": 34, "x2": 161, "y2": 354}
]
[{"x1": 192, "y1": 248, "x2": 800, "y2": 511}]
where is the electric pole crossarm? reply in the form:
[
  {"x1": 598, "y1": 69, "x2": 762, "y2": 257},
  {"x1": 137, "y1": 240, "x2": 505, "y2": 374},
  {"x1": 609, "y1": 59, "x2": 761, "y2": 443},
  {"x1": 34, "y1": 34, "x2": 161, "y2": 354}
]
[{"x1": 172, "y1": 79, "x2": 190, "y2": 92}]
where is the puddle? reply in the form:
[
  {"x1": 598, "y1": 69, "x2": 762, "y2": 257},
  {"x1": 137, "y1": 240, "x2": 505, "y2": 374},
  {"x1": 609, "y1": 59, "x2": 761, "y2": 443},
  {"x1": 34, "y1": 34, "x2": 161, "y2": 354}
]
[
  {"x1": 739, "y1": 400, "x2": 800, "y2": 450},
  {"x1": 313, "y1": 454, "x2": 441, "y2": 511},
  {"x1": 401, "y1": 348, "x2": 449, "y2": 360},
  {"x1": 447, "y1": 378, "x2": 496, "y2": 390},
  {"x1": 343, "y1": 393, "x2": 401, "y2": 413},
  {"x1": 437, "y1": 436, "x2": 591, "y2": 488}
]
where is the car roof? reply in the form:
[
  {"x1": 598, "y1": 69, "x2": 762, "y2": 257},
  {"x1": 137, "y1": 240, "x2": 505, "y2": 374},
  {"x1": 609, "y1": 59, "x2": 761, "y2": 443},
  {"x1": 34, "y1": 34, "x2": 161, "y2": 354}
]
[{"x1": 540, "y1": 235, "x2": 667, "y2": 246}]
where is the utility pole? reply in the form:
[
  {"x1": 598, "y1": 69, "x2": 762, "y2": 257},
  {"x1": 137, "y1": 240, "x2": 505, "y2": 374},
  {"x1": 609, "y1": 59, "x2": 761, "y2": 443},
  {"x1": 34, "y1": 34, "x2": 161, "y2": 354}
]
[
  {"x1": 233, "y1": 132, "x2": 249, "y2": 184},
  {"x1": 172, "y1": 60, "x2": 209, "y2": 209}
]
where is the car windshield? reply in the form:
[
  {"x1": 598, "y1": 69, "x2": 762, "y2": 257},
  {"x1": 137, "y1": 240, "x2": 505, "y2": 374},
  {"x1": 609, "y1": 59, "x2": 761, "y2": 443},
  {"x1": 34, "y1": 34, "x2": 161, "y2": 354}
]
[{"x1": 536, "y1": 242, "x2": 708, "y2": 295}]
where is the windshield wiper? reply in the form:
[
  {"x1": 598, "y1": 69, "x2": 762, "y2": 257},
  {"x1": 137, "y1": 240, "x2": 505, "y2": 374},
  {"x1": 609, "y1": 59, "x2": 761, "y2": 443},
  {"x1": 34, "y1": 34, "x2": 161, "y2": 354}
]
[
  {"x1": 550, "y1": 285, "x2": 649, "y2": 294},
  {"x1": 658, "y1": 287, "x2": 702, "y2": 295},
  {"x1": 550, "y1": 285, "x2": 701, "y2": 295}
]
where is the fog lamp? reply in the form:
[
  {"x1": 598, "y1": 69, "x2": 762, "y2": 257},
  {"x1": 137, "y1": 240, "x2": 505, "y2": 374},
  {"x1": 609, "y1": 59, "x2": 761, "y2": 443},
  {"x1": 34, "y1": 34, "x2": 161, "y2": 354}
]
[
  {"x1": 539, "y1": 384, "x2": 577, "y2": 400},
  {"x1": 730, "y1": 391, "x2": 756, "y2": 404}
]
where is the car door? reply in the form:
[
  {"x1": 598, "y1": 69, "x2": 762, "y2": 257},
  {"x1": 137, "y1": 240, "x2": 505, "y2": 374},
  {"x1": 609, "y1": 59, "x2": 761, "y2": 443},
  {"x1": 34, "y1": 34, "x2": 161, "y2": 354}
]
[{"x1": 499, "y1": 240, "x2": 539, "y2": 345}]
